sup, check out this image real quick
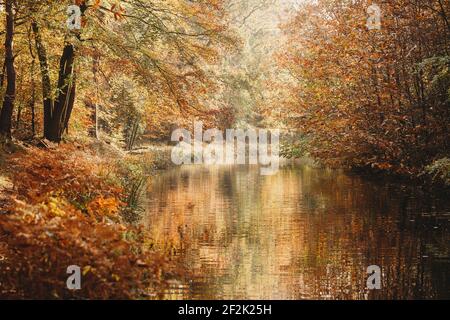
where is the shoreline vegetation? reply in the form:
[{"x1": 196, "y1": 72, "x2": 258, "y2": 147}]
[{"x1": 0, "y1": 138, "x2": 180, "y2": 299}]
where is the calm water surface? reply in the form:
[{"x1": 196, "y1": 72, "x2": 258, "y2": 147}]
[{"x1": 144, "y1": 164, "x2": 450, "y2": 299}]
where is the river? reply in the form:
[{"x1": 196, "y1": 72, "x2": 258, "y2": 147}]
[{"x1": 144, "y1": 163, "x2": 450, "y2": 299}]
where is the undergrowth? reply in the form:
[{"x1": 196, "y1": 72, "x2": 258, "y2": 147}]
[{"x1": 0, "y1": 143, "x2": 185, "y2": 299}]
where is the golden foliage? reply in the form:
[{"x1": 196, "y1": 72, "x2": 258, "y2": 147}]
[{"x1": 0, "y1": 144, "x2": 184, "y2": 299}]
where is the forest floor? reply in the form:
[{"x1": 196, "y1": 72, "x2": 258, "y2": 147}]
[{"x1": 0, "y1": 138, "x2": 183, "y2": 299}]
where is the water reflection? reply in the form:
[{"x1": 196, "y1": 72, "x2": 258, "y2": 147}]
[{"x1": 144, "y1": 164, "x2": 450, "y2": 299}]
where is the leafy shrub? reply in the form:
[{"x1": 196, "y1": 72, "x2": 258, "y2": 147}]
[
  {"x1": 7, "y1": 144, "x2": 123, "y2": 216},
  {"x1": 0, "y1": 198, "x2": 177, "y2": 299},
  {"x1": 280, "y1": 135, "x2": 310, "y2": 159},
  {"x1": 424, "y1": 158, "x2": 450, "y2": 185},
  {"x1": 0, "y1": 144, "x2": 184, "y2": 299},
  {"x1": 114, "y1": 155, "x2": 153, "y2": 223}
]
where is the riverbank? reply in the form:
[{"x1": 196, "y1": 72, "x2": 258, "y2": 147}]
[
  {"x1": 346, "y1": 165, "x2": 450, "y2": 193},
  {"x1": 282, "y1": 135, "x2": 450, "y2": 189},
  {"x1": 0, "y1": 139, "x2": 182, "y2": 299}
]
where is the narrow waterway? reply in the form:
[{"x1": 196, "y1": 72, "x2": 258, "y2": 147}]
[{"x1": 144, "y1": 163, "x2": 450, "y2": 299}]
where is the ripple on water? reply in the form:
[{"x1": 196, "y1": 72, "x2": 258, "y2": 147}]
[{"x1": 145, "y1": 164, "x2": 450, "y2": 300}]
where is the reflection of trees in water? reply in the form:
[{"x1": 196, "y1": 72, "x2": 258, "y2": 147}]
[
  {"x1": 293, "y1": 167, "x2": 449, "y2": 299},
  {"x1": 144, "y1": 165, "x2": 450, "y2": 299}
]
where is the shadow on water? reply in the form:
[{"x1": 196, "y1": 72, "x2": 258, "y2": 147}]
[{"x1": 144, "y1": 163, "x2": 450, "y2": 299}]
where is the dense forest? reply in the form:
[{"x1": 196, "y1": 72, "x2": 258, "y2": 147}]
[
  {"x1": 277, "y1": 0, "x2": 450, "y2": 178},
  {"x1": 0, "y1": 0, "x2": 448, "y2": 299}
]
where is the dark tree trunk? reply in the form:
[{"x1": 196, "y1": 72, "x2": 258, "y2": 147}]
[
  {"x1": 0, "y1": 60, "x2": 6, "y2": 89},
  {"x1": 0, "y1": 0, "x2": 16, "y2": 138},
  {"x1": 28, "y1": 25, "x2": 36, "y2": 136},
  {"x1": 31, "y1": 4, "x2": 87, "y2": 142},
  {"x1": 30, "y1": 76, "x2": 36, "y2": 136},
  {"x1": 62, "y1": 71, "x2": 76, "y2": 135},
  {"x1": 48, "y1": 44, "x2": 76, "y2": 142},
  {"x1": 47, "y1": 2, "x2": 89, "y2": 142},
  {"x1": 32, "y1": 25, "x2": 77, "y2": 142},
  {"x1": 32, "y1": 21, "x2": 53, "y2": 139},
  {"x1": 16, "y1": 104, "x2": 21, "y2": 129},
  {"x1": 89, "y1": 53, "x2": 100, "y2": 139}
]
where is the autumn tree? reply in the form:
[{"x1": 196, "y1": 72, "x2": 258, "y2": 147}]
[
  {"x1": 0, "y1": 0, "x2": 236, "y2": 144},
  {"x1": 279, "y1": 0, "x2": 450, "y2": 175},
  {"x1": 0, "y1": 0, "x2": 16, "y2": 138}
]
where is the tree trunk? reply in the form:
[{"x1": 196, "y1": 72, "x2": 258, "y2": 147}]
[
  {"x1": 28, "y1": 25, "x2": 36, "y2": 137},
  {"x1": 0, "y1": 0, "x2": 16, "y2": 138},
  {"x1": 0, "y1": 60, "x2": 6, "y2": 90},
  {"x1": 32, "y1": 3, "x2": 87, "y2": 142},
  {"x1": 32, "y1": 21, "x2": 53, "y2": 139},
  {"x1": 48, "y1": 43, "x2": 76, "y2": 142},
  {"x1": 48, "y1": 2, "x2": 89, "y2": 142},
  {"x1": 32, "y1": 24, "x2": 77, "y2": 142},
  {"x1": 90, "y1": 53, "x2": 100, "y2": 139}
]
